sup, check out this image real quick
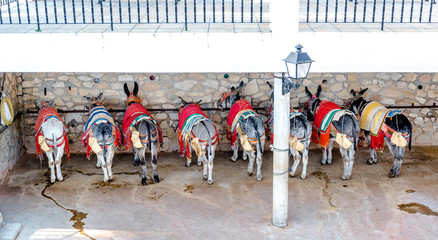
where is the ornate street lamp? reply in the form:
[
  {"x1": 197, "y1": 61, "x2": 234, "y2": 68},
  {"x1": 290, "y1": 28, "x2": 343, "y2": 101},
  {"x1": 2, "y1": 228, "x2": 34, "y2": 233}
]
[
  {"x1": 272, "y1": 44, "x2": 313, "y2": 227},
  {"x1": 281, "y1": 44, "x2": 314, "y2": 94}
]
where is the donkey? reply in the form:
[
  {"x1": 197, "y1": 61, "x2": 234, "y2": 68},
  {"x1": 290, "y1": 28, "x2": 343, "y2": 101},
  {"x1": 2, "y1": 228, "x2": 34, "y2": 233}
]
[
  {"x1": 81, "y1": 93, "x2": 121, "y2": 182},
  {"x1": 178, "y1": 97, "x2": 219, "y2": 184},
  {"x1": 34, "y1": 102, "x2": 70, "y2": 183},
  {"x1": 122, "y1": 82, "x2": 163, "y2": 185},
  {"x1": 348, "y1": 88, "x2": 413, "y2": 177},
  {"x1": 217, "y1": 81, "x2": 266, "y2": 181},
  {"x1": 266, "y1": 82, "x2": 312, "y2": 179},
  {"x1": 304, "y1": 86, "x2": 360, "y2": 180}
]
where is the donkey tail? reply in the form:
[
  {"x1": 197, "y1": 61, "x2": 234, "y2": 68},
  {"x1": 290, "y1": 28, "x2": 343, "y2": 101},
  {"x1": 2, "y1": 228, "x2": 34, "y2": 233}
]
[
  {"x1": 408, "y1": 120, "x2": 413, "y2": 151},
  {"x1": 351, "y1": 115, "x2": 359, "y2": 151},
  {"x1": 102, "y1": 127, "x2": 107, "y2": 162},
  {"x1": 250, "y1": 117, "x2": 263, "y2": 154},
  {"x1": 145, "y1": 120, "x2": 152, "y2": 152},
  {"x1": 52, "y1": 133, "x2": 58, "y2": 154},
  {"x1": 201, "y1": 121, "x2": 212, "y2": 158}
]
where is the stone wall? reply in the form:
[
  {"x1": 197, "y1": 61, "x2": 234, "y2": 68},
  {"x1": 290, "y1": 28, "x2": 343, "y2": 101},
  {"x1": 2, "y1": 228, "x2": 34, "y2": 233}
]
[
  {"x1": 0, "y1": 73, "x2": 23, "y2": 181},
  {"x1": 18, "y1": 72, "x2": 438, "y2": 155}
]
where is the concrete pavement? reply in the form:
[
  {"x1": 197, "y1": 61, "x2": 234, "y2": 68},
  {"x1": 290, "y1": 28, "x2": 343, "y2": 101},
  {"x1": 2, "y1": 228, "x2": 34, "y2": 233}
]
[{"x1": 0, "y1": 147, "x2": 437, "y2": 239}]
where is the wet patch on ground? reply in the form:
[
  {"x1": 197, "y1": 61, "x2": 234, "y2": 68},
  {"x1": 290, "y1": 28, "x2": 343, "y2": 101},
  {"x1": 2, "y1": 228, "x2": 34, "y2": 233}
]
[
  {"x1": 184, "y1": 184, "x2": 194, "y2": 193},
  {"x1": 311, "y1": 171, "x2": 335, "y2": 208},
  {"x1": 406, "y1": 189, "x2": 416, "y2": 193},
  {"x1": 398, "y1": 203, "x2": 438, "y2": 216},
  {"x1": 41, "y1": 181, "x2": 96, "y2": 240}
]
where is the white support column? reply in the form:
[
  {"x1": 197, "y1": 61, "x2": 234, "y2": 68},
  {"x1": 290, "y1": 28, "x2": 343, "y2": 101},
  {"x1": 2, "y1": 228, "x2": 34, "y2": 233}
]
[{"x1": 272, "y1": 73, "x2": 290, "y2": 227}]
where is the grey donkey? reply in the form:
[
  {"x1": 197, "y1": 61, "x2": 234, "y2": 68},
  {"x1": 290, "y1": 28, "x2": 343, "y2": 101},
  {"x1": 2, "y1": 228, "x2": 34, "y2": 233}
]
[
  {"x1": 266, "y1": 82, "x2": 312, "y2": 179},
  {"x1": 178, "y1": 98, "x2": 218, "y2": 184},
  {"x1": 305, "y1": 86, "x2": 360, "y2": 180},
  {"x1": 349, "y1": 88, "x2": 413, "y2": 177},
  {"x1": 217, "y1": 81, "x2": 266, "y2": 181},
  {"x1": 123, "y1": 82, "x2": 161, "y2": 185},
  {"x1": 83, "y1": 93, "x2": 119, "y2": 182}
]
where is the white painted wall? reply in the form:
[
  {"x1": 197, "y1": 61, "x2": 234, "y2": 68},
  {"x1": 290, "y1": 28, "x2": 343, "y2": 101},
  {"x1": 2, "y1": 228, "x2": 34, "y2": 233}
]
[{"x1": 0, "y1": 1, "x2": 437, "y2": 73}]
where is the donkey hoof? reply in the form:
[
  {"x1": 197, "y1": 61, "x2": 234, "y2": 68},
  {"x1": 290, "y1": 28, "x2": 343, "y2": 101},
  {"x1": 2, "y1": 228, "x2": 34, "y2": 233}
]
[
  {"x1": 257, "y1": 176, "x2": 263, "y2": 181},
  {"x1": 248, "y1": 172, "x2": 253, "y2": 176},
  {"x1": 198, "y1": 162, "x2": 202, "y2": 166},
  {"x1": 154, "y1": 175, "x2": 160, "y2": 183},
  {"x1": 50, "y1": 178, "x2": 56, "y2": 183},
  {"x1": 57, "y1": 176, "x2": 64, "y2": 182},
  {"x1": 208, "y1": 180, "x2": 213, "y2": 185},
  {"x1": 104, "y1": 178, "x2": 109, "y2": 183},
  {"x1": 301, "y1": 174, "x2": 306, "y2": 180},
  {"x1": 134, "y1": 160, "x2": 140, "y2": 167},
  {"x1": 367, "y1": 159, "x2": 373, "y2": 165},
  {"x1": 289, "y1": 173, "x2": 295, "y2": 178},
  {"x1": 203, "y1": 175, "x2": 208, "y2": 181},
  {"x1": 141, "y1": 177, "x2": 147, "y2": 185},
  {"x1": 231, "y1": 157, "x2": 237, "y2": 162},
  {"x1": 185, "y1": 162, "x2": 191, "y2": 167}
]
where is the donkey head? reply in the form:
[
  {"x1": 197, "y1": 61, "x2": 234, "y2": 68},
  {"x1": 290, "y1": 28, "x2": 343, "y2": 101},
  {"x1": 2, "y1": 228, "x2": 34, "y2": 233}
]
[
  {"x1": 39, "y1": 101, "x2": 54, "y2": 109},
  {"x1": 83, "y1": 93, "x2": 104, "y2": 110},
  {"x1": 217, "y1": 81, "x2": 244, "y2": 108},
  {"x1": 179, "y1": 97, "x2": 202, "y2": 108},
  {"x1": 304, "y1": 85, "x2": 322, "y2": 118},
  {"x1": 348, "y1": 88, "x2": 368, "y2": 114},
  {"x1": 124, "y1": 82, "x2": 142, "y2": 106}
]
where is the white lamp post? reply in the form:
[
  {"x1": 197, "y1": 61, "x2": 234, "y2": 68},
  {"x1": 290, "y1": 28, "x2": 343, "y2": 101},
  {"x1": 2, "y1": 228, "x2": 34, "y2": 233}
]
[{"x1": 273, "y1": 44, "x2": 314, "y2": 227}]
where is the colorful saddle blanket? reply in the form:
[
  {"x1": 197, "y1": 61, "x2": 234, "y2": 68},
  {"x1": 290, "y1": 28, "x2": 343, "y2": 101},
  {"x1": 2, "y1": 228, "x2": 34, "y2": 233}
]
[
  {"x1": 178, "y1": 104, "x2": 217, "y2": 159},
  {"x1": 34, "y1": 107, "x2": 70, "y2": 161},
  {"x1": 81, "y1": 106, "x2": 121, "y2": 159},
  {"x1": 227, "y1": 99, "x2": 262, "y2": 147},
  {"x1": 122, "y1": 103, "x2": 163, "y2": 151}
]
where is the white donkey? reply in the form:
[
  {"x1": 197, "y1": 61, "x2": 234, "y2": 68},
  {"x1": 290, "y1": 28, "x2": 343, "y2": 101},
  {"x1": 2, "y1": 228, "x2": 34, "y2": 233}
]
[
  {"x1": 266, "y1": 82, "x2": 312, "y2": 179},
  {"x1": 34, "y1": 102, "x2": 70, "y2": 183},
  {"x1": 82, "y1": 93, "x2": 121, "y2": 182}
]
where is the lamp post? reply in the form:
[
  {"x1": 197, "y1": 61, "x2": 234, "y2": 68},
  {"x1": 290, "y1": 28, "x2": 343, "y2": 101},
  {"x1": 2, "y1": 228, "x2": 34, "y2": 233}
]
[{"x1": 273, "y1": 44, "x2": 314, "y2": 227}]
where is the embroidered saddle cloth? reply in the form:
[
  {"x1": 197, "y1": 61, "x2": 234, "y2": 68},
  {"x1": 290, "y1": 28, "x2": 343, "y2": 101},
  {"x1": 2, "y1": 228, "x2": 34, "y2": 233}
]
[
  {"x1": 34, "y1": 107, "x2": 70, "y2": 161},
  {"x1": 178, "y1": 104, "x2": 217, "y2": 158},
  {"x1": 227, "y1": 99, "x2": 263, "y2": 147},
  {"x1": 122, "y1": 103, "x2": 163, "y2": 151}
]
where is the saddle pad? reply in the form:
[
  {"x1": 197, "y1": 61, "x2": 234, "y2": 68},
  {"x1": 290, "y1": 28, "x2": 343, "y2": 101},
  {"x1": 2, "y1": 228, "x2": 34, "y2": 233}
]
[
  {"x1": 84, "y1": 106, "x2": 115, "y2": 132},
  {"x1": 178, "y1": 104, "x2": 207, "y2": 131},
  {"x1": 360, "y1": 102, "x2": 390, "y2": 136},
  {"x1": 313, "y1": 101, "x2": 342, "y2": 133},
  {"x1": 227, "y1": 99, "x2": 253, "y2": 127},
  {"x1": 122, "y1": 103, "x2": 153, "y2": 133}
]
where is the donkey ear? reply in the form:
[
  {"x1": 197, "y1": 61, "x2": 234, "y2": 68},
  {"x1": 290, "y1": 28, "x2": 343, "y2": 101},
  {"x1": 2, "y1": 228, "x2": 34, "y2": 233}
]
[
  {"x1": 359, "y1": 88, "x2": 368, "y2": 96},
  {"x1": 350, "y1": 89, "x2": 356, "y2": 98},
  {"x1": 197, "y1": 100, "x2": 202, "y2": 104},
  {"x1": 133, "y1": 82, "x2": 139, "y2": 96},
  {"x1": 123, "y1": 83, "x2": 130, "y2": 97},
  {"x1": 47, "y1": 101, "x2": 54, "y2": 108},
  {"x1": 267, "y1": 81, "x2": 273, "y2": 90},
  {"x1": 305, "y1": 86, "x2": 312, "y2": 99},
  {"x1": 237, "y1": 81, "x2": 244, "y2": 90},
  {"x1": 83, "y1": 96, "x2": 92, "y2": 101},
  {"x1": 179, "y1": 96, "x2": 187, "y2": 105},
  {"x1": 231, "y1": 86, "x2": 236, "y2": 92},
  {"x1": 316, "y1": 85, "x2": 322, "y2": 98},
  {"x1": 97, "y1": 92, "x2": 104, "y2": 101}
]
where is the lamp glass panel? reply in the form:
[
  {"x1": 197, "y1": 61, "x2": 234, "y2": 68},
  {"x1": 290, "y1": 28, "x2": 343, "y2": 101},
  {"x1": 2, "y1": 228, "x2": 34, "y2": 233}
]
[
  {"x1": 285, "y1": 62, "x2": 297, "y2": 79},
  {"x1": 297, "y1": 62, "x2": 311, "y2": 79}
]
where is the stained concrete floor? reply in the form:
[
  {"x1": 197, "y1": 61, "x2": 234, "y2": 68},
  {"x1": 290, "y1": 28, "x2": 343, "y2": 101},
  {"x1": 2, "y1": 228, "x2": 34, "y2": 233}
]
[{"x1": 1, "y1": 147, "x2": 438, "y2": 240}]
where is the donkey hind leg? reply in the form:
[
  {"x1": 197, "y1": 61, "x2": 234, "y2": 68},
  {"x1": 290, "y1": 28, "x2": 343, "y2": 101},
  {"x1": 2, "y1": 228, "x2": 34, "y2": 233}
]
[
  {"x1": 289, "y1": 148, "x2": 301, "y2": 178},
  {"x1": 387, "y1": 141, "x2": 404, "y2": 178},
  {"x1": 151, "y1": 141, "x2": 160, "y2": 183},
  {"x1": 133, "y1": 147, "x2": 140, "y2": 166},
  {"x1": 106, "y1": 145, "x2": 115, "y2": 181},
  {"x1": 197, "y1": 145, "x2": 205, "y2": 166},
  {"x1": 186, "y1": 142, "x2": 192, "y2": 167},
  {"x1": 255, "y1": 141, "x2": 265, "y2": 181},
  {"x1": 364, "y1": 132, "x2": 377, "y2": 164},
  {"x1": 46, "y1": 151, "x2": 56, "y2": 183},
  {"x1": 242, "y1": 150, "x2": 248, "y2": 161},
  {"x1": 135, "y1": 146, "x2": 147, "y2": 185},
  {"x1": 207, "y1": 144, "x2": 216, "y2": 185},
  {"x1": 231, "y1": 138, "x2": 239, "y2": 162},
  {"x1": 54, "y1": 145, "x2": 64, "y2": 182},
  {"x1": 327, "y1": 139, "x2": 334, "y2": 165},
  {"x1": 300, "y1": 139, "x2": 310, "y2": 180},
  {"x1": 247, "y1": 149, "x2": 256, "y2": 177},
  {"x1": 97, "y1": 151, "x2": 109, "y2": 182},
  {"x1": 340, "y1": 144, "x2": 355, "y2": 180}
]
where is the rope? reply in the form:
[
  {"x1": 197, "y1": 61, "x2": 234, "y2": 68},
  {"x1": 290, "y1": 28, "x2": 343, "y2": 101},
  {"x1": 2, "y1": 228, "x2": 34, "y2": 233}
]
[{"x1": 273, "y1": 170, "x2": 288, "y2": 176}]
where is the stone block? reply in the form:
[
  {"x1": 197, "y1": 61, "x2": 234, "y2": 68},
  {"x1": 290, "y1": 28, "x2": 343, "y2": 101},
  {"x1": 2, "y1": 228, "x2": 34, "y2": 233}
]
[
  {"x1": 78, "y1": 76, "x2": 92, "y2": 81},
  {"x1": 119, "y1": 75, "x2": 134, "y2": 82},
  {"x1": 243, "y1": 80, "x2": 259, "y2": 96},
  {"x1": 418, "y1": 74, "x2": 432, "y2": 83},
  {"x1": 348, "y1": 73, "x2": 357, "y2": 82},
  {"x1": 402, "y1": 73, "x2": 417, "y2": 82},
  {"x1": 175, "y1": 80, "x2": 197, "y2": 91}
]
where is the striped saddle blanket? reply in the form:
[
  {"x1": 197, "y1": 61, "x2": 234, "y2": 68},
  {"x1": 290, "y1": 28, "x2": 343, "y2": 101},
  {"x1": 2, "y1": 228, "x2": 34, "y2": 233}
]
[
  {"x1": 360, "y1": 102, "x2": 401, "y2": 136},
  {"x1": 228, "y1": 99, "x2": 262, "y2": 146}
]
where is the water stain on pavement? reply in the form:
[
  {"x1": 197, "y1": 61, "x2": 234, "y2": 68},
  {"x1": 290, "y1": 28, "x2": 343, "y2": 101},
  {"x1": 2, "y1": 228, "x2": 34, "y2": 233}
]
[
  {"x1": 398, "y1": 202, "x2": 438, "y2": 216},
  {"x1": 311, "y1": 171, "x2": 336, "y2": 208}
]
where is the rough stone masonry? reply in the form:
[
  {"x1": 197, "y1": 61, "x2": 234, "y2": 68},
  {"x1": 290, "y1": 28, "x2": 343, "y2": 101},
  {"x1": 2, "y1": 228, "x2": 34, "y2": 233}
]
[{"x1": 12, "y1": 72, "x2": 438, "y2": 155}]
